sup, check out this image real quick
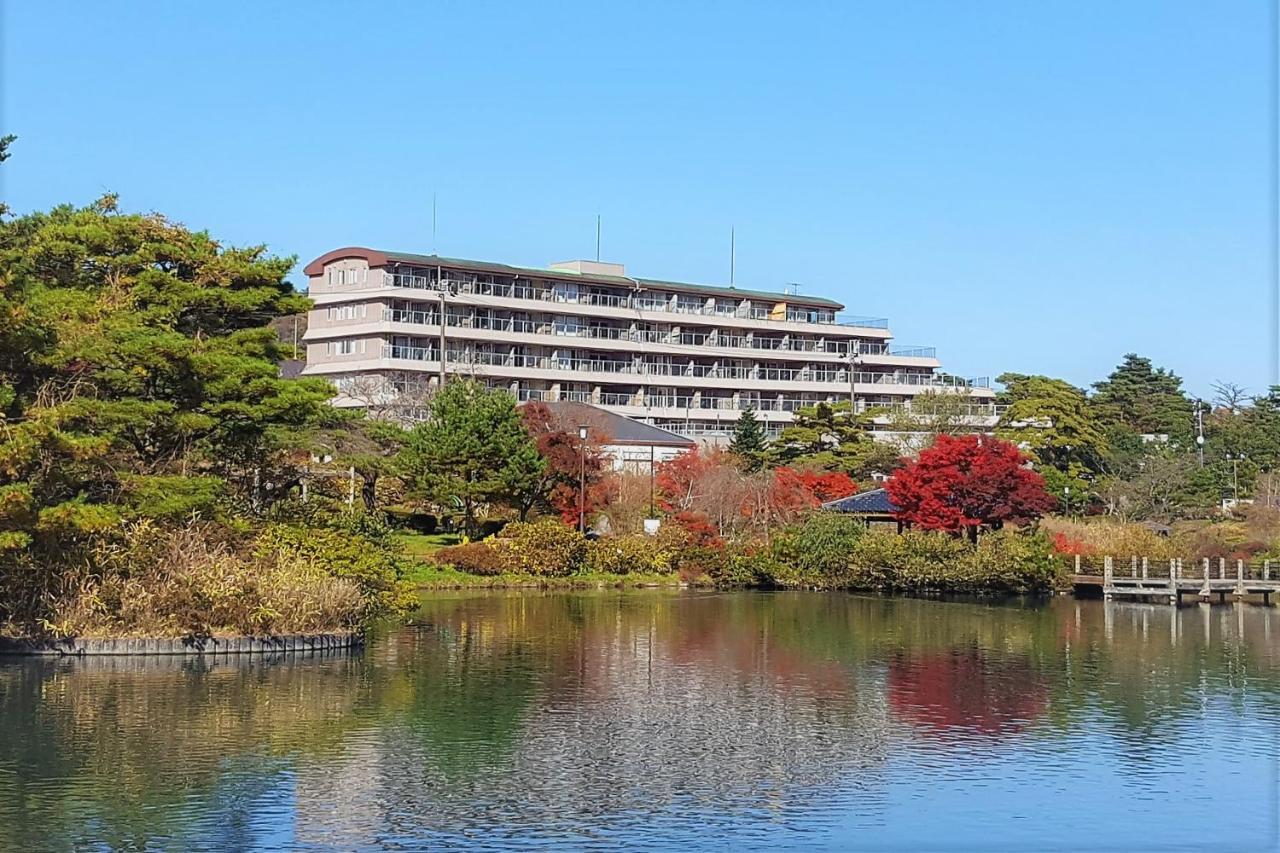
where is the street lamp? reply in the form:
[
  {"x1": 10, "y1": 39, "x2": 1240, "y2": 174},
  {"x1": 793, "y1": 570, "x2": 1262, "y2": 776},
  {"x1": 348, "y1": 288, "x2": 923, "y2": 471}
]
[
  {"x1": 848, "y1": 351, "x2": 864, "y2": 414},
  {"x1": 1063, "y1": 485, "x2": 1071, "y2": 517},
  {"x1": 1228, "y1": 451, "x2": 1246, "y2": 505},
  {"x1": 578, "y1": 424, "x2": 589, "y2": 534},
  {"x1": 1195, "y1": 401, "x2": 1205, "y2": 467}
]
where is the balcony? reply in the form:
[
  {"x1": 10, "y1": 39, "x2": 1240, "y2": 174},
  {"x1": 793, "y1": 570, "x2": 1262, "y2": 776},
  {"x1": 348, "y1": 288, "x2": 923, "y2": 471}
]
[
  {"x1": 380, "y1": 306, "x2": 925, "y2": 359},
  {"x1": 380, "y1": 344, "x2": 980, "y2": 389},
  {"x1": 382, "y1": 271, "x2": 889, "y2": 331}
]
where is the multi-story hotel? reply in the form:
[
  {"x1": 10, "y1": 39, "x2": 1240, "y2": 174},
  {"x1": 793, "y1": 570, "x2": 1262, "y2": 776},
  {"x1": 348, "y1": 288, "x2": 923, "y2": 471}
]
[{"x1": 300, "y1": 247, "x2": 997, "y2": 439}]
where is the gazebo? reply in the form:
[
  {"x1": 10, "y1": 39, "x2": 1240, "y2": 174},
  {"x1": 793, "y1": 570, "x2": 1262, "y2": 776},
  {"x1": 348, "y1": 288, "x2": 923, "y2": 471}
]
[{"x1": 822, "y1": 487, "x2": 906, "y2": 532}]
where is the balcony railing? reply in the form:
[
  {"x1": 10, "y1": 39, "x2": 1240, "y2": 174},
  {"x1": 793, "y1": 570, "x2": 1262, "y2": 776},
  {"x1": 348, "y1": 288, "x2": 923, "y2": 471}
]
[
  {"x1": 381, "y1": 345, "x2": 985, "y2": 390},
  {"x1": 510, "y1": 389, "x2": 1008, "y2": 420},
  {"x1": 381, "y1": 271, "x2": 890, "y2": 331},
  {"x1": 379, "y1": 306, "x2": 934, "y2": 358}
]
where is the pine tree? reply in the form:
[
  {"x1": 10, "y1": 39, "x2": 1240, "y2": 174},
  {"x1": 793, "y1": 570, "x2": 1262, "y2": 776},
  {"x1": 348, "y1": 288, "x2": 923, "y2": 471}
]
[
  {"x1": 1091, "y1": 354, "x2": 1194, "y2": 441},
  {"x1": 398, "y1": 380, "x2": 546, "y2": 538},
  {"x1": 0, "y1": 194, "x2": 332, "y2": 552},
  {"x1": 728, "y1": 408, "x2": 769, "y2": 472}
]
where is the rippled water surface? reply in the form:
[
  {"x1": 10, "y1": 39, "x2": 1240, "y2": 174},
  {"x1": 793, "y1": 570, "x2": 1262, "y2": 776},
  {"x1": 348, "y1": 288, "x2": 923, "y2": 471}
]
[{"x1": 0, "y1": 592, "x2": 1277, "y2": 851}]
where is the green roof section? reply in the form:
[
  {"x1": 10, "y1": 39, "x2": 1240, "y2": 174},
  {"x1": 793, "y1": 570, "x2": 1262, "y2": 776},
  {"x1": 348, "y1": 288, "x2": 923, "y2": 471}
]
[{"x1": 377, "y1": 250, "x2": 845, "y2": 310}]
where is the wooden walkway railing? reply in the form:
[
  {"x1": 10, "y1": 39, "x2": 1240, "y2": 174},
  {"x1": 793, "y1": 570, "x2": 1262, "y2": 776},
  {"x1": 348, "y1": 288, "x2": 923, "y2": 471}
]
[{"x1": 1069, "y1": 555, "x2": 1280, "y2": 605}]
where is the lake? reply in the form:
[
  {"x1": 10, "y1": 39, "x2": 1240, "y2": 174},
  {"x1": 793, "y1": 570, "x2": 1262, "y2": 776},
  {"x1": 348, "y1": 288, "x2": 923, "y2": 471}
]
[{"x1": 0, "y1": 591, "x2": 1276, "y2": 851}]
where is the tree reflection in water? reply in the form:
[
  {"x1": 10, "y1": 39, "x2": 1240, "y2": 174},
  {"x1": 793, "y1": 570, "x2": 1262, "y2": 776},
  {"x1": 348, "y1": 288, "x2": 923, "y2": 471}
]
[{"x1": 0, "y1": 592, "x2": 1276, "y2": 850}]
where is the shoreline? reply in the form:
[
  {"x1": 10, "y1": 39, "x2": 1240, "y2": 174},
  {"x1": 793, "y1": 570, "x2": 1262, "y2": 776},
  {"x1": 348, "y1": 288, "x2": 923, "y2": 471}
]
[{"x1": 0, "y1": 632, "x2": 363, "y2": 657}]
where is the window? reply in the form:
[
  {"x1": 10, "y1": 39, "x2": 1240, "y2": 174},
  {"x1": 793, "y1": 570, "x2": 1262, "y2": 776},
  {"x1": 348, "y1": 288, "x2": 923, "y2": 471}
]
[
  {"x1": 327, "y1": 303, "x2": 368, "y2": 321},
  {"x1": 328, "y1": 339, "x2": 365, "y2": 356},
  {"x1": 326, "y1": 267, "x2": 368, "y2": 287}
]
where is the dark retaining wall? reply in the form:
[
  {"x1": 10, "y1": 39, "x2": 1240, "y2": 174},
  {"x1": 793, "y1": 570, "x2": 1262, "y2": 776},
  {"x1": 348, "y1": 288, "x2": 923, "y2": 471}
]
[{"x1": 0, "y1": 632, "x2": 363, "y2": 656}]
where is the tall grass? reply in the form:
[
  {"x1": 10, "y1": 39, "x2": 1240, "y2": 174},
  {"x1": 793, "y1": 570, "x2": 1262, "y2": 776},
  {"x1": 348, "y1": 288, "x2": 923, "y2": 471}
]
[{"x1": 1, "y1": 520, "x2": 406, "y2": 640}]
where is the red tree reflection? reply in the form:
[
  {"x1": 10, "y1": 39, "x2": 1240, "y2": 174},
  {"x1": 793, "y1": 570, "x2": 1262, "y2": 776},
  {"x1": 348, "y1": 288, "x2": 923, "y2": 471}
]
[{"x1": 887, "y1": 649, "x2": 1047, "y2": 737}]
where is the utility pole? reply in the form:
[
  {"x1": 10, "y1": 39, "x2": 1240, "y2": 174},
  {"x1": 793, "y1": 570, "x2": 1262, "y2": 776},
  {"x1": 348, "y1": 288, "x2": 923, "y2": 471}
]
[{"x1": 437, "y1": 263, "x2": 448, "y2": 386}]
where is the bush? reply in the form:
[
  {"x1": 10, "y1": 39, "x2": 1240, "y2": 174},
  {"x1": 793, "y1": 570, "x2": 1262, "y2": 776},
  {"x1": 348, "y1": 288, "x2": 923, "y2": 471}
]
[
  {"x1": 495, "y1": 518, "x2": 586, "y2": 577},
  {"x1": 965, "y1": 529, "x2": 1061, "y2": 593},
  {"x1": 252, "y1": 522, "x2": 416, "y2": 618},
  {"x1": 844, "y1": 528, "x2": 1059, "y2": 594},
  {"x1": 719, "y1": 550, "x2": 787, "y2": 588},
  {"x1": 848, "y1": 528, "x2": 970, "y2": 591},
  {"x1": 585, "y1": 533, "x2": 679, "y2": 575},
  {"x1": 7, "y1": 520, "x2": 401, "y2": 639},
  {"x1": 434, "y1": 542, "x2": 506, "y2": 575},
  {"x1": 773, "y1": 512, "x2": 865, "y2": 585}
]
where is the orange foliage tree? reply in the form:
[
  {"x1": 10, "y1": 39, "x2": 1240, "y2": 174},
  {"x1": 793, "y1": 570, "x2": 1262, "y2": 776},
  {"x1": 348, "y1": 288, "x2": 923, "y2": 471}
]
[{"x1": 656, "y1": 447, "x2": 858, "y2": 543}]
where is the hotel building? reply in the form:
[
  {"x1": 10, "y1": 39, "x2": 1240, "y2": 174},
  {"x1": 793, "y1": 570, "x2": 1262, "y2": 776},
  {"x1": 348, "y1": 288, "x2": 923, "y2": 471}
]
[{"x1": 300, "y1": 248, "x2": 997, "y2": 439}]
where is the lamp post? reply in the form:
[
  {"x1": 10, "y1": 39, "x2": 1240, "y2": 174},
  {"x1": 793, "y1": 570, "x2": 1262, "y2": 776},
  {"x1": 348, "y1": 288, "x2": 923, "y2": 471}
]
[
  {"x1": 848, "y1": 351, "x2": 864, "y2": 414},
  {"x1": 649, "y1": 443, "x2": 656, "y2": 518},
  {"x1": 1063, "y1": 485, "x2": 1071, "y2": 517},
  {"x1": 578, "y1": 424, "x2": 589, "y2": 534},
  {"x1": 1195, "y1": 401, "x2": 1205, "y2": 467},
  {"x1": 1229, "y1": 452, "x2": 1245, "y2": 505}
]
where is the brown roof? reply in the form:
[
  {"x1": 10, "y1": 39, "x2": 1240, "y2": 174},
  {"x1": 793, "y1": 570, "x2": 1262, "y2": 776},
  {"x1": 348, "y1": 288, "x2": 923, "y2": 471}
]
[
  {"x1": 303, "y1": 247, "x2": 845, "y2": 310},
  {"x1": 525, "y1": 401, "x2": 695, "y2": 448}
]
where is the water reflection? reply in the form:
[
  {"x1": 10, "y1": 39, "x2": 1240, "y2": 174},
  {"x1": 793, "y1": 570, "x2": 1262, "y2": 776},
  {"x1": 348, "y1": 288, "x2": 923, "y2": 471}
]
[{"x1": 0, "y1": 593, "x2": 1276, "y2": 850}]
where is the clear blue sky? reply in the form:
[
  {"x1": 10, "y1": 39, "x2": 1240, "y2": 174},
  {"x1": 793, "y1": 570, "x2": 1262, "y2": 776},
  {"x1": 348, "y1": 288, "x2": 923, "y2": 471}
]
[{"x1": 2, "y1": 1, "x2": 1272, "y2": 397}]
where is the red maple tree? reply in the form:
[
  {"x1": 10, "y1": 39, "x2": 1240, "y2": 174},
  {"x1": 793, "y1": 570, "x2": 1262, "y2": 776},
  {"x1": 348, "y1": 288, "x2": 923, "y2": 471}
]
[
  {"x1": 520, "y1": 402, "x2": 612, "y2": 525},
  {"x1": 791, "y1": 469, "x2": 857, "y2": 503},
  {"x1": 885, "y1": 434, "x2": 1055, "y2": 538}
]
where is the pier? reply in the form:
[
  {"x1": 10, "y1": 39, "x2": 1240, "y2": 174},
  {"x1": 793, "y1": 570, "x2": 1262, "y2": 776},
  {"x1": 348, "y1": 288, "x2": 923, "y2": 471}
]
[{"x1": 1071, "y1": 555, "x2": 1280, "y2": 605}]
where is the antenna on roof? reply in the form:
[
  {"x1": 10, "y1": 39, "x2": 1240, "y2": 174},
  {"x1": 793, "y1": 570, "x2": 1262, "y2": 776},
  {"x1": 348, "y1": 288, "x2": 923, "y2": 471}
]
[
  {"x1": 432, "y1": 192, "x2": 438, "y2": 254},
  {"x1": 596, "y1": 214, "x2": 601, "y2": 262},
  {"x1": 730, "y1": 227, "x2": 736, "y2": 285},
  {"x1": 786, "y1": 282, "x2": 800, "y2": 296}
]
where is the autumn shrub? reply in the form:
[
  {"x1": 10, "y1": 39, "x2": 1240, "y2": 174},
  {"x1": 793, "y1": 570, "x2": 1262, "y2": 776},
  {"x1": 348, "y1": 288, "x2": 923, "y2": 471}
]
[
  {"x1": 671, "y1": 511, "x2": 723, "y2": 548},
  {"x1": 671, "y1": 544, "x2": 729, "y2": 584},
  {"x1": 1038, "y1": 517, "x2": 1179, "y2": 560},
  {"x1": 494, "y1": 518, "x2": 587, "y2": 576},
  {"x1": 433, "y1": 542, "x2": 507, "y2": 575},
  {"x1": 5, "y1": 520, "x2": 401, "y2": 639},
  {"x1": 254, "y1": 522, "x2": 415, "y2": 617},
  {"x1": 964, "y1": 529, "x2": 1061, "y2": 593},
  {"x1": 1183, "y1": 522, "x2": 1251, "y2": 561},
  {"x1": 584, "y1": 533, "x2": 680, "y2": 575}
]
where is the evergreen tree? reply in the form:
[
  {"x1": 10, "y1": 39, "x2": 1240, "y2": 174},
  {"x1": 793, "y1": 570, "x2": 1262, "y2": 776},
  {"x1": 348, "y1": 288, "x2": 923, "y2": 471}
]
[
  {"x1": 769, "y1": 401, "x2": 900, "y2": 479},
  {"x1": 398, "y1": 380, "x2": 545, "y2": 537},
  {"x1": 1091, "y1": 354, "x2": 1194, "y2": 441},
  {"x1": 728, "y1": 408, "x2": 768, "y2": 472},
  {"x1": 0, "y1": 194, "x2": 332, "y2": 552},
  {"x1": 996, "y1": 372, "x2": 1108, "y2": 498}
]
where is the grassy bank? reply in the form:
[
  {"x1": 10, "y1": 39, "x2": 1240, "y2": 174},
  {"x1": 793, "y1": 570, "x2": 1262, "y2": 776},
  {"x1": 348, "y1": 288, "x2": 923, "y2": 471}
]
[
  {"x1": 405, "y1": 564, "x2": 688, "y2": 589},
  {"x1": 394, "y1": 531, "x2": 462, "y2": 559}
]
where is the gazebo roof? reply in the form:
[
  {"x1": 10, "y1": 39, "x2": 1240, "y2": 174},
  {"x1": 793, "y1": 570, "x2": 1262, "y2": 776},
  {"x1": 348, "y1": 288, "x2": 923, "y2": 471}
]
[{"x1": 822, "y1": 487, "x2": 900, "y2": 515}]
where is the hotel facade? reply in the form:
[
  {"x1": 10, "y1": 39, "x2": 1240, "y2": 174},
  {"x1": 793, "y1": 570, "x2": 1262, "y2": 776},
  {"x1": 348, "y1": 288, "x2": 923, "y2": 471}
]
[{"x1": 300, "y1": 248, "x2": 997, "y2": 439}]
